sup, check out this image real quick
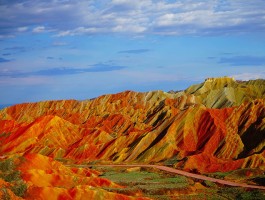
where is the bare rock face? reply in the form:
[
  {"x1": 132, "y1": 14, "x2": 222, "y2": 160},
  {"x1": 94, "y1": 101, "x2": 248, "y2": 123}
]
[
  {"x1": 0, "y1": 77, "x2": 265, "y2": 175},
  {"x1": 17, "y1": 153, "x2": 149, "y2": 200}
]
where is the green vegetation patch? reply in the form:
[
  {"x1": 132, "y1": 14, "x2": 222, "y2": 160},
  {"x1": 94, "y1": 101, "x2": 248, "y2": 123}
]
[
  {"x1": 99, "y1": 167, "x2": 190, "y2": 199},
  {"x1": 0, "y1": 158, "x2": 27, "y2": 198},
  {"x1": 101, "y1": 169, "x2": 189, "y2": 188},
  {"x1": 97, "y1": 166, "x2": 265, "y2": 199},
  {"x1": 206, "y1": 168, "x2": 265, "y2": 186},
  {"x1": 217, "y1": 187, "x2": 265, "y2": 200},
  {"x1": 206, "y1": 171, "x2": 232, "y2": 179}
]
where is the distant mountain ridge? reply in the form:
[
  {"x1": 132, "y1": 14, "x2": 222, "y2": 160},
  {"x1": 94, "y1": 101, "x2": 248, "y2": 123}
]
[{"x1": 0, "y1": 77, "x2": 265, "y2": 174}]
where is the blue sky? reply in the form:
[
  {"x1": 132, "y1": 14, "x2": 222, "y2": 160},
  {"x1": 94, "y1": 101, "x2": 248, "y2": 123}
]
[{"x1": 1, "y1": 0, "x2": 265, "y2": 105}]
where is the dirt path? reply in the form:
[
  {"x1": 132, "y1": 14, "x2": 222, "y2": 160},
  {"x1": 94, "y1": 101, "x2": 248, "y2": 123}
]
[{"x1": 89, "y1": 164, "x2": 265, "y2": 190}]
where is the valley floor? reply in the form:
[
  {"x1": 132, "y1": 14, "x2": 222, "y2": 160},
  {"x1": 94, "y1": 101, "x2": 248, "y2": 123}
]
[{"x1": 79, "y1": 164, "x2": 265, "y2": 199}]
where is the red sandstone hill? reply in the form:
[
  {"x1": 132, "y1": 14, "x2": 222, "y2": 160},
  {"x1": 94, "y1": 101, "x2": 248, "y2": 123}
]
[
  {"x1": 0, "y1": 77, "x2": 265, "y2": 199},
  {"x1": 0, "y1": 77, "x2": 265, "y2": 171}
]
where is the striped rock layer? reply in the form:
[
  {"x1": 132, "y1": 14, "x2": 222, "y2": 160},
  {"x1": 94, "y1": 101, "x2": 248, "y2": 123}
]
[
  {"x1": 16, "y1": 153, "x2": 149, "y2": 200},
  {"x1": 0, "y1": 77, "x2": 265, "y2": 173}
]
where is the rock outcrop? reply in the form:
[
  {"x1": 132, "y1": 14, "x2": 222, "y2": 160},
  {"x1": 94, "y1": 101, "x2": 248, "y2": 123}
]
[{"x1": 17, "y1": 153, "x2": 149, "y2": 200}]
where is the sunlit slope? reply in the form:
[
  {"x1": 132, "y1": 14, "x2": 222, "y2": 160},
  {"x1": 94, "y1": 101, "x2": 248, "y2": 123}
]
[
  {"x1": 0, "y1": 77, "x2": 264, "y2": 173},
  {"x1": 17, "y1": 154, "x2": 149, "y2": 200},
  {"x1": 185, "y1": 77, "x2": 265, "y2": 108}
]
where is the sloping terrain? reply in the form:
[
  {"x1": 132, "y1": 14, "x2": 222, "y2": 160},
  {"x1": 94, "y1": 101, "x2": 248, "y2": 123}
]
[
  {"x1": 0, "y1": 154, "x2": 150, "y2": 200},
  {"x1": 0, "y1": 77, "x2": 265, "y2": 199},
  {"x1": 18, "y1": 154, "x2": 149, "y2": 200}
]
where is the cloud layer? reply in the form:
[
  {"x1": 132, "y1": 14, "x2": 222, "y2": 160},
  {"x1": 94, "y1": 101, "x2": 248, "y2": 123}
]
[
  {"x1": 0, "y1": 57, "x2": 11, "y2": 63},
  {"x1": 1, "y1": 0, "x2": 265, "y2": 37},
  {"x1": 219, "y1": 56, "x2": 265, "y2": 66},
  {"x1": 0, "y1": 64, "x2": 126, "y2": 77},
  {"x1": 118, "y1": 49, "x2": 150, "y2": 54}
]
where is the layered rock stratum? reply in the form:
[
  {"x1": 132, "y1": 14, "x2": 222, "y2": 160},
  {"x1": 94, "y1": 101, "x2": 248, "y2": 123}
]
[{"x1": 0, "y1": 77, "x2": 265, "y2": 199}]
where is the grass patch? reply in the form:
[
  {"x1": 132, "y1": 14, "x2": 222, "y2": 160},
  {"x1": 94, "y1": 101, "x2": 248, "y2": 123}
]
[
  {"x1": 203, "y1": 180, "x2": 217, "y2": 188},
  {"x1": 206, "y1": 171, "x2": 232, "y2": 179},
  {"x1": 0, "y1": 187, "x2": 11, "y2": 200},
  {"x1": 163, "y1": 157, "x2": 179, "y2": 166},
  {"x1": 10, "y1": 180, "x2": 27, "y2": 197},
  {"x1": 101, "y1": 170, "x2": 160, "y2": 183},
  {"x1": 217, "y1": 187, "x2": 265, "y2": 200},
  {"x1": 95, "y1": 166, "x2": 265, "y2": 199},
  {"x1": 0, "y1": 158, "x2": 15, "y2": 172},
  {"x1": 207, "y1": 168, "x2": 265, "y2": 187},
  {"x1": 0, "y1": 158, "x2": 27, "y2": 198},
  {"x1": 99, "y1": 167, "x2": 190, "y2": 199}
]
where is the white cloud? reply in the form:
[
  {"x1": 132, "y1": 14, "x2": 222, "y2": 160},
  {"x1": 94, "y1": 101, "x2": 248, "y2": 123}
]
[
  {"x1": 56, "y1": 27, "x2": 106, "y2": 36},
  {"x1": 32, "y1": 26, "x2": 46, "y2": 33},
  {"x1": 232, "y1": 72, "x2": 265, "y2": 81},
  {"x1": 17, "y1": 26, "x2": 28, "y2": 32},
  {"x1": 1, "y1": 0, "x2": 265, "y2": 36},
  {"x1": 111, "y1": 0, "x2": 152, "y2": 10},
  {"x1": 112, "y1": 25, "x2": 146, "y2": 33},
  {"x1": 0, "y1": 76, "x2": 51, "y2": 86},
  {"x1": 52, "y1": 41, "x2": 68, "y2": 46}
]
